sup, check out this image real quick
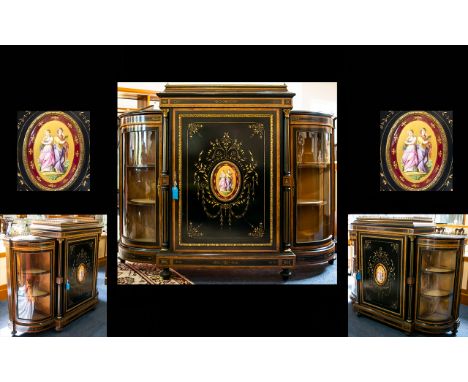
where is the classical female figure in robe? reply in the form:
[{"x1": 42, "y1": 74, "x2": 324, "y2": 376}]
[
  {"x1": 218, "y1": 170, "x2": 227, "y2": 192},
  {"x1": 53, "y1": 128, "x2": 68, "y2": 173},
  {"x1": 39, "y1": 129, "x2": 55, "y2": 172},
  {"x1": 402, "y1": 130, "x2": 418, "y2": 172},
  {"x1": 225, "y1": 169, "x2": 233, "y2": 192},
  {"x1": 417, "y1": 128, "x2": 431, "y2": 173}
]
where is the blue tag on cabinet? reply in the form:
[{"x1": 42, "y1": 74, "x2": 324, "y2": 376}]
[
  {"x1": 172, "y1": 185, "x2": 179, "y2": 200},
  {"x1": 356, "y1": 271, "x2": 362, "y2": 281},
  {"x1": 66, "y1": 280, "x2": 71, "y2": 290}
]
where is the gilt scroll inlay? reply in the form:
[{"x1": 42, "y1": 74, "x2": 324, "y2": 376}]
[{"x1": 194, "y1": 132, "x2": 258, "y2": 226}]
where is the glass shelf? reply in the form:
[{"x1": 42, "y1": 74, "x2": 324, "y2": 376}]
[
  {"x1": 297, "y1": 162, "x2": 330, "y2": 168},
  {"x1": 297, "y1": 200, "x2": 327, "y2": 206},
  {"x1": 18, "y1": 288, "x2": 50, "y2": 298},
  {"x1": 128, "y1": 199, "x2": 156, "y2": 206},
  {"x1": 126, "y1": 164, "x2": 156, "y2": 169},
  {"x1": 422, "y1": 266, "x2": 455, "y2": 274},
  {"x1": 19, "y1": 268, "x2": 50, "y2": 275},
  {"x1": 419, "y1": 312, "x2": 451, "y2": 322},
  {"x1": 421, "y1": 289, "x2": 452, "y2": 298},
  {"x1": 129, "y1": 237, "x2": 156, "y2": 243}
]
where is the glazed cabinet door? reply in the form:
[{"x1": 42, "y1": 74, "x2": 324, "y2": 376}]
[
  {"x1": 292, "y1": 126, "x2": 332, "y2": 245},
  {"x1": 122, "y1": 127, "x2": 160, "y2": 245},
  {"x1": 14, "y1": 248, "x2": 54, "y2": 322},
  {"x1": 172, "y1": 110, "x2": 280, "y2": 252},
  {"x1": 415, "y1": 238, "x2": 463, "y2": 325}
]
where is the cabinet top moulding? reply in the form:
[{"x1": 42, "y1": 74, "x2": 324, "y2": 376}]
[
  {"x1": 163, "y1": 83, "x2": 291, "y2": 93},
  {"x1": 119, "y1": 110, "x2": 162, "y2": 129},
  {"x1": 29, "y1": 218, "x2": 103, "y2": 239},
  {"x1": 290, "y1": 110, "x2": 334, "y2": 126},
  {"x1": 157, "y1": 84, "x2": 295, "y2": 109},
  {"x1": 3, "y1": 235, "x2": 55, "y2": 252},
  {"x1": 350, "y1": 216, "x2": 436, "y2": 235}
]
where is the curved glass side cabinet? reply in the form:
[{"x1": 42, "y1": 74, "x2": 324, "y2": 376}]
[
  {"x1": 290, "y1": 111, "x2": 336, "y2": 265},
  {"x1": 4, "y1": 236, "x2": 56, "y2": 335},
  {"x1": 119, "y1": 110, "x2": 162, "y2": 263},
  {"x1": 415, "y1": 235, "x2": 465, "y2": 334}
]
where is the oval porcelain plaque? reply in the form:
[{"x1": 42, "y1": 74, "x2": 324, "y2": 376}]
[
  {"x1": 385, "y1": 111, "x2": 448, "y2": 191},
  {"x1": 374, "y1": 263, "x2": 388, "y2": 286},
  {"x1": 22, "y1": 112, "x2": 85, "y2": 191},
  {"x1": 76, "y1": 263, "x2": 87, "y2": 284},
  {"x1": 210, "y1": 161, "x2": 241, "y2": 202}
]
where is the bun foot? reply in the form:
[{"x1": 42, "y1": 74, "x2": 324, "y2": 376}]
[
  {"x1": 280, "y1": 268, "x2": 292, "y2": 281},
  {"x1": 160, "y1": 268, "x2": 172, "y2": 280}
]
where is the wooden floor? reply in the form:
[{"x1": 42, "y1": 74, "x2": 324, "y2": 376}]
[{"x1": 0, "y1": 265, "x2": 107, "y2": 337}]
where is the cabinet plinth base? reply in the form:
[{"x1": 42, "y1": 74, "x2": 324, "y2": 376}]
[
  {"x1": 119, "y1": 242, "x2": 159, "y2": 263},
  {"x1": 353, "y1": 300, "x2": 460, "y2": 335},
  {"x1": 352, "y1": 301, "x2": 414, "y2": 334},
  {"x1": 55, "y1": 296, "x2": 99, "y2": 332},
  {"x1": 9, "y1": 296, "x2": 99, "y2": 335},
  {"x1": 8, "y1": 319, "x2": 56, "y2": 335},
  {"x1": 294, "y1": 240, "x2": 336, "y2": 266},
  {"x1": 414, "y1": 318, "x2": 460, "y2": 335},
  {"x1": 156, "y1": 252, "x2": 296, "y2": 280},
  {"x1": 156, "y1": 252, "x2": 296, "y2": 270}
]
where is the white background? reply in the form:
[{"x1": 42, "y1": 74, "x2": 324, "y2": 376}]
[
  {"x1": 1, "y1": 1, "x2": 467, "y2": 44},
  {"x1": 0, "y1": 337, "x2": 466, "y2": 381}
]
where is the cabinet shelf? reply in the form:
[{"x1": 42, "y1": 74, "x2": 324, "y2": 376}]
[
  {"x1": 128, "y1": 199, "x2": 156, "y2": 206},
  {"x1": 422, "y1": 266, "x2": 455, "y2": 274},
  {"x1": 296, "y1": 230, "x2": 316, "y2": 241},
  {"x1": 421, "y1": 289, "x2": 452, "y2": 298},
  {"x1": 297, "y1": 162, "x2": 330, "y2": 168},
  {"x1": 18, "y1": 310, "x2": 51, "y2": 322},
  {"x1": 29, "y1": 311, "x2": 50, "y2": 321},
  {"x1": 18, "y1": 288, "x2": 50, "y2": 298},
  {"x1": 20, "y1": 268, "x2": 50, "y2": 275},
  {"x1": 419, "y1": 312, "x2": 450, "y2": 321},
  {"x1": 297, "y1": 200, "x2": 327, "y2": 206},
  {"x1": 126, "y1": 164, "x2": 156, "y2": 169},
  {"x1": 129, "y1": 237, "x2": 156, "y2": 243}
]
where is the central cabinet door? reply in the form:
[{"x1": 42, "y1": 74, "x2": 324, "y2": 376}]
[
  {"x1": 172, "y1": 110, "x2": 280, "y2": 252},
  {"x1": 359, "y1": 234, "x2": 406, "y2": 318},
  {"x1": 65, "y1": 238, "x2": 97, "y2": 312}
]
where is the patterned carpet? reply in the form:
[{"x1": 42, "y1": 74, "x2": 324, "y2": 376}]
[{"x1": 117, "y1": 261, "x2": 193, "y2": 285}]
